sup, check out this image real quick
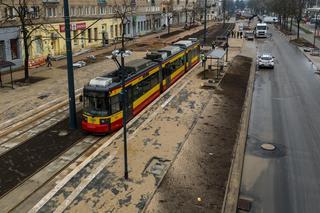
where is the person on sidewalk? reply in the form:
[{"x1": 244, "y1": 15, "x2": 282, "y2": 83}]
[{"x1": 46, "y1": 54, "x2": 52, "y2": 67}]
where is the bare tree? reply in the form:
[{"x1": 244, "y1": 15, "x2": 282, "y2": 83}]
[
  {"x1": 0, "y1": 0, "x2": 48, "y2": 82},
  {"x1": 112, "y1": 0, "x2": 134, "y2": 51}
]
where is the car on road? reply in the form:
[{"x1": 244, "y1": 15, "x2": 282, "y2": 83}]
[
  {"x1": 73, "y1": 61, "x2": 87, "y2": 68},
  {"x1": 244, "y1": 31, "x2": 255, "y2": 40},
  {"x1": 258, "y1": 54, "x2": 275, "y2": 69}
]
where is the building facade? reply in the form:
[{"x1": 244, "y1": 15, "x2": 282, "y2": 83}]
[{"x1": 0, "y1": 0, "x2": 171, "y2": 68}]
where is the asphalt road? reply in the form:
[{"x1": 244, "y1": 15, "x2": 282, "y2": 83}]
[{"x1": 240, "y1": 27, "x2": 320, "y2": 213}]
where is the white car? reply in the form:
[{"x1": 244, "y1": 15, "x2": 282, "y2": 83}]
[
  {"x1": 258, "y1": 54, "x2": 275, "y2": 69},
  {"x1": 73, "y1": 61, "x2": 86, "y2": 68}
]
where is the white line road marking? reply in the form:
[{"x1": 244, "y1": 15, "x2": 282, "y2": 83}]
[
  {"x1": 53, "y1": 152, "x2": 116, "y2": 213},
  {"x1": 28, "y1": 62, "x2": 200, "y2": 213}
]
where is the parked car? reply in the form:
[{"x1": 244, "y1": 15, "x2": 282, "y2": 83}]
[
  {"x1": 258, "y1": 54, "x2": 275, "y2": 69},
  {"x1": 73, "y1": 61, "x2": 87, "y2": 68}
]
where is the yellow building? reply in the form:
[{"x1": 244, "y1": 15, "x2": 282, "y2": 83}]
[{"x1": 27, "y1": 18, "x2": 122, "y2": 67}]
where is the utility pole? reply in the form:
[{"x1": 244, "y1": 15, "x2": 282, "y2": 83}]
[
  {"x1": 63, "y1": 0, "x2": 77, "y2": 129},
  {"x1": 120, "y1": 16, "x2": 129, "y2": 180},
  {"x1": 120, "y1": 51, "x2": 129, "y2": 180},
  {"x1": 204, "y1": 0, "x2": 207, "y2": 43}
]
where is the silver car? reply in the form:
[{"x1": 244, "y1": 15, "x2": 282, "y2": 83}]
[{"x1": 258, "y1": 54, "x2": 275, "y2": 69}]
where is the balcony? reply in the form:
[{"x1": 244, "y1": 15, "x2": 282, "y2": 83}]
[{"x1": 42, "y1": 0, "x2": 59, "y2": 3}]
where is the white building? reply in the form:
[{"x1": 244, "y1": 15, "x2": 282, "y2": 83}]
[{"x1": 0, "y1": 27, "x2": 22, "y2": 69}]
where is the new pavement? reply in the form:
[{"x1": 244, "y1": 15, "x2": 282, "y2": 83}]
[{"x1": 240, "y1": 27, "x2": 320, "y2": 212}]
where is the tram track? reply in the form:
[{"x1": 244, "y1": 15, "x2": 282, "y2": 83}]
[
  {"x1": 0, "y1": 91, "x2": 82, "y2": 139},
  {"x1": 2, "y1": 135, "x2": 111, "y2": 212}
]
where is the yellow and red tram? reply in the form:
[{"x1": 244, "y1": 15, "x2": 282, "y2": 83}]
[{"x1": 81, "y1": 38, "x2": 200, "y2": 134}]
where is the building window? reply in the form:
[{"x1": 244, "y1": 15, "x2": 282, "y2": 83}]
[
  {"x1": 110, "y1": 25, "x2": 113, "y2": 38},
  {"x1": 10, "y1": 39, "x2": 18, "y2": 59},
  {"x1": 46, "y1": 7, "x2": 56, "y2": 17},
  {"x1": 70, "y1": 7, "x2": 75, "y2": 16},
  {"x1": 88, "y1": 28, "x2": 92, "y2": 43},
  {"x1": 85, "y1": 7, "x2": 89, "y2": 15},
  {"x1": 5, "y1": 7, "x2": 15, "y2": 18},
  {"x1": 91, "y1": 6, "x2": 96, "y2": 15},
  {"x1": 115, "y1": 25, "x2": 118, "y2": 37},
  {"x1": 94, "y1": 28, "x2": 98, "y2": 41},
  {"x1": 177, "y1": 0, "x2": 180, "y2": 4},
  {"x1": 127, "y1": 23, "x2": 130, "y2": 34},
  {"x1": 30, "y1": 6, "x2": 40, "y2": 18}
]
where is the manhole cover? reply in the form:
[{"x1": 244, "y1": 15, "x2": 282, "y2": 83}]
[
  {"x1": 58, "y1": 130, "x2": 69, "y2": 136},
  {"x1": 260, "y1": 143, "x2": 276, "y2": 151},
  {"x1": 238, "y1": 198, "x2": 252, "y2": 211}
]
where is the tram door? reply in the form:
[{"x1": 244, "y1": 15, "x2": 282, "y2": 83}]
[
  {"x1": 126, "y1": 86, "x2": 134, "y2": 121},
  {"x1": 164, "y1": 64, "x2": 171, "y2": 89},
  {"x1": 187, "y1": 51, "x2": 192, "y2": 70}
]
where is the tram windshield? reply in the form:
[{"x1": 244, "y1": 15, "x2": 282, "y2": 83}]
[{"x1": 83, "y1": 91, "x2": 109, "y2": 116}]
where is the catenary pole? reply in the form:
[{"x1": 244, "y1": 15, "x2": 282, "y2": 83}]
[
  {"x1": 63, "y1": 0, "x2": 77, "y2": 129},
  {"x1": 204, "y1": 0, "x2": 207, "y2": 43}
]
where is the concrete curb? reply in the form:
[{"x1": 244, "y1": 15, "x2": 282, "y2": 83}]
[{"x1": 220, "y1": 56, "x2": 256, "y2": 213}]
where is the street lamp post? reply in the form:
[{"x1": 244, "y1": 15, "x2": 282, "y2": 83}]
[
  {"x1": 63, "y1": 0, "x2": 77, "y2": 129},
  {"x1": 120, "y1": 51, "x2": 129, "y2": 180}
]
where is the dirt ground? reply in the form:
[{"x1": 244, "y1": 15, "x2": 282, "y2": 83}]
[{"x1": 145, "y1": 55, "x2": 252, "y2": 213}]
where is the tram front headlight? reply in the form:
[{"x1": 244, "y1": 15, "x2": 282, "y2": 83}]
[{"x1": 100, "y1": 118, "x2": 107, "y2": 124}]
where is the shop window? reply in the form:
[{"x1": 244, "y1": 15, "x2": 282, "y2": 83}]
[
  {"x1": 10, "y1": 39, "x2": 18, "y2": 60},
  {"x1": 127, "y1": 23, "x2": 130, "y2": 34},
  {"x1": 34, "y1": 36, "x2": 43, "y2": 56},
  {"x1": 0, "y1": 41, "x2": 5, "y2": 61},
  {"x1": 88, "y1": 28, "x2": 92, "y2": 43},
  {"x1": 94, "y1": 28, "x2": 98, "y2": 41}
]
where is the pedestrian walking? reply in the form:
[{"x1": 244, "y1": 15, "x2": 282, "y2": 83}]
[
  {"x1": 46, "y1": 54, "x2": 52, "y2": 67},
  {"x1": 211, "y1": 41, "x2": 216, "y2": 50},
  {"x1": 200, "y1": 53, "x2": 206, "y2": 67}
]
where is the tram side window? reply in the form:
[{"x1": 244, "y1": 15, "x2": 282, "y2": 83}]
[
  {"x1": 110, "y1": 94, "x2": 121, "y2": 114},
  {"x1": 163, "y1": 64, "x2": 172, "y2": 77},
  {"x1": 150, "y1": 73, "x2": 159, "y2": 87},
  {"x1": 142, "y1": 78, "x2": 151, "y2": 93}
]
